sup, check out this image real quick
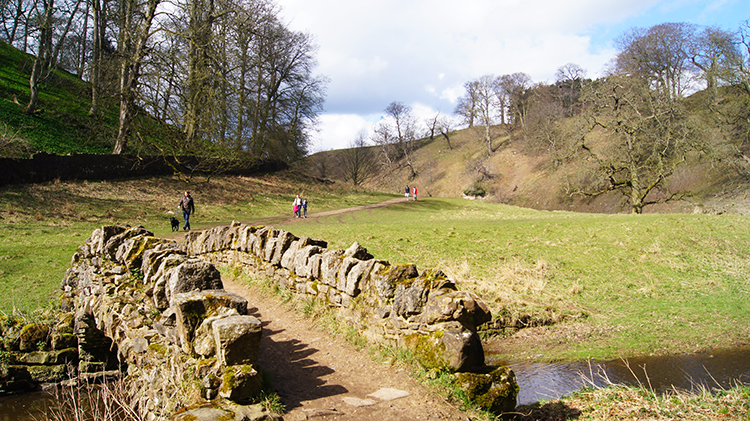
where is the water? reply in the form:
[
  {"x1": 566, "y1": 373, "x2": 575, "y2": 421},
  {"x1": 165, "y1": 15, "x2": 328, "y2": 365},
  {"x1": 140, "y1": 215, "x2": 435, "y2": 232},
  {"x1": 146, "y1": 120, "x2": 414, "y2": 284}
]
[
  {"x1": 490, "y1": 346, "x2": 750, "y2": 405},
  {"x1": 0, "y1": 391, "x2": 55, "y2": 421}
]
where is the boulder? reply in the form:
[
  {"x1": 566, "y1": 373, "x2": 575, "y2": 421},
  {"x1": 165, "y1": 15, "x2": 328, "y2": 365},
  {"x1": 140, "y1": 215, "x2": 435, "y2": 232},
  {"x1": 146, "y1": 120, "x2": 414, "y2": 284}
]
[
  {"x1": 343, "y1": 259, "x2": 376, "y2": 297},
  {"x1": 251, "y1": 227, "x2": 272, "y2": 258},
  {"x1": 172, "y1": 406, "x2": 234, "y2": 421},
  {"x1": 279, "y1": 240, "x2": 300, "y2": 270},
  {"x1": 213, "y1": 315, "x2": 263, "y2": 366},
  {"x1": 219, "y1": 364, "x2": 262, "y2": 403},
  {"x1": 454, "y1": 366, "x2": 519, "y2": 414},
  {"x1": 141, "y1": 246, "x2": 182, "y2": 285},
  {"x1": 271, "y1": 230, "x2": 297, "y2": 266},
  {"x1": 172, "y1": 290, "x2": 248, "y2": 354},
  {"x1": 344, "y1": 241, "x2": 373, "y2": 260},
  {"x1": 152, "y1": 254, "x2": 189, "y2": 309},
  {"x1": 393, "y1": 278, "x2": 430, "y2": 319},
  {"x1": 19, "y1": 323, "x2": 49, "y2": 352},
  {"x1": 28, "y1": 364, "x2": 68, "y2": 383},
  {"x1": 405, "y1": 321, "x2": 485, "y2": 372},
  {"x1": 336, "y1": 257, "x2": 359, "y2": 293},
  {"x1": 307, "y1": 254, "x2": 323, "y2": 280},
  {"x1": 320, "y1": 250, "x2": 345, "y2": 287},
  {"x1": 166, "y1": 261, "x2": 223, "y2": 306},
  {"x1": 419, "y1": 291, "x2": 492, "y2": 330},
  {"x1": 192, "y1": 308, "x2": 241, "y2": 357},
  {"x1": 116, "y1": 235, "x2": 166, "y2": 270},
  {"x1": 103, "y1": 226, "x2": 152, "y2": 260},
  {"x1": 294, "y1": 245, "x2": 324, "y2": 278}
]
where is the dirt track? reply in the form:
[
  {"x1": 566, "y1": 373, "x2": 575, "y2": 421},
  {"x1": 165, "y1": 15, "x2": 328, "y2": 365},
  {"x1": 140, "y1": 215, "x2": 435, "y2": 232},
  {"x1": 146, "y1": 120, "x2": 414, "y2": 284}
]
[
  {"x1": 223, "y1": 279, "x2": 469, "y2": 421},
  {"x1": 187, "y1": 197, "x2": 470, "y2": 420}
]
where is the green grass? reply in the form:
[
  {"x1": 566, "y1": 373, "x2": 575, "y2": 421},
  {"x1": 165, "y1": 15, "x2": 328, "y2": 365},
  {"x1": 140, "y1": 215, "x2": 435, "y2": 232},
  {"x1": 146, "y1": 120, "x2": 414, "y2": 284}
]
[
  {"x1": 3, "y1": 176, "x2": 750, "y2": 363},
  {"x1": 516, "y1": 384, "x2": 750, "y2": 421},
  {"x1": 275, "y1": 198, "x2": 750, "y2": 362},
  {"x1": 0, "y1": 173, "x2": 391, "y2": 313}
]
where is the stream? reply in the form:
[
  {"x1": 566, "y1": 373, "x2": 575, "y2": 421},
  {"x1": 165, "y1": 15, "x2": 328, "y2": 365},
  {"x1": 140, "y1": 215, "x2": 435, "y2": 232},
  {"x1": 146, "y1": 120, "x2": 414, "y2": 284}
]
[
  {"x1": 3, "y1": 347, "x2": 750, "y2": 418},
  {"x1": 488, "y1": 346, "x2": 750, "y2": 405}
]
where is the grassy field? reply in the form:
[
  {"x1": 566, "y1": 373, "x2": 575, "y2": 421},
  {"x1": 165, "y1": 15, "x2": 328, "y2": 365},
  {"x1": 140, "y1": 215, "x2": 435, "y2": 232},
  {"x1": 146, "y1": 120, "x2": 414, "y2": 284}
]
[
  {"x1": 3, "y1": 175, "x2": 750, "y2": 364},
  {"x1": 275, "y1": 197, "x2": 750, "y2": 362},
  {"x1": 0, "y1": 173, "x2": 392, "y2": 314},
  {"x1": 3, "y1": 174, "x2": 750, "y2": 419}
]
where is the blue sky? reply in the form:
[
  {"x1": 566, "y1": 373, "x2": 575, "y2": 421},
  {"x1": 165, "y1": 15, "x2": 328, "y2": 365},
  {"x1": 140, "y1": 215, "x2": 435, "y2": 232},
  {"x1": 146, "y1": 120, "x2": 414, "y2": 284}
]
[{"x1": 274, "y1": 0, "x2": 750, "y2": 151}]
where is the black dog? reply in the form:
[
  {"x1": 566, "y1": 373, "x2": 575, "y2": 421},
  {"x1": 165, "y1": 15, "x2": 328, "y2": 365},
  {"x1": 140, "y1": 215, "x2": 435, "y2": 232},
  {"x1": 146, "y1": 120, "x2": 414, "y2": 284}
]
[{"x1": 170, "y1": 216, "x2": 179, "y2": 232}]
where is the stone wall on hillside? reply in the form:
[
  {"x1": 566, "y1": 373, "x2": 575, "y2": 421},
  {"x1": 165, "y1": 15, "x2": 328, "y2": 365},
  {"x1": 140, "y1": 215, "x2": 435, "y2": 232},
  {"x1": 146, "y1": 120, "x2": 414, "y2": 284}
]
[{"x1": 0, "y1": 152, "x2": 288, "y2": 186}]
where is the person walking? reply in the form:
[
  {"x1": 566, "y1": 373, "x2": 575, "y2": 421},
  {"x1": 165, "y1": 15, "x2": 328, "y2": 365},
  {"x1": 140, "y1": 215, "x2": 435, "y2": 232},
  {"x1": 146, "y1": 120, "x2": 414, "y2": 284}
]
[
  {"x1": 413, "y1": 186, "x2": 418, "y2": 201},
  {"x1": 178, "y1": 191, "x2": 195, "y2": 231},
  {"x1": 293, "y1": 195, "x2": 302, "y2": 218},
  {"x1": 302, "y1": 199, "x2": 308, "y2": 218},
  {"x1": 405, "y1": 185, "x2": 410, "y2": 201}
]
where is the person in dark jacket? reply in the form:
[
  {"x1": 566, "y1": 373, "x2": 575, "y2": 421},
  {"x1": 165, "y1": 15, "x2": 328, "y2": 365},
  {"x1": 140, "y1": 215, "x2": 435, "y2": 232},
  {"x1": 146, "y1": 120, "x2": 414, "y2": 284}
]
[{"x1": 178, "y1": 191, "x2": 195, "y2": 230}]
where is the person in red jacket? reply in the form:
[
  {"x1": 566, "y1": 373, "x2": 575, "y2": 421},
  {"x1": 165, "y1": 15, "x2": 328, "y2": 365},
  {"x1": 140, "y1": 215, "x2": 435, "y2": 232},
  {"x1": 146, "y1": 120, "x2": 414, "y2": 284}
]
[{"x1": 412, "y1": 186, "x2": 418, "y2": 201}]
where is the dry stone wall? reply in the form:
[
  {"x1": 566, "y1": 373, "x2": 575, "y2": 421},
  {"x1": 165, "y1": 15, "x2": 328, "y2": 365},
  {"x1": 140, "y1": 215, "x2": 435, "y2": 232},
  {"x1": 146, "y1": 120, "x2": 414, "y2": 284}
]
[
  {"x1": 187, "y1": 222, "x2": 519, "y2": 413},
  {"x1": 3, "y1": 225, "x2": 282, "y2": 420},
  {"x1": 185, "y1": 222, "x2": 493, "y2": 373},
  {"x1": 1, "y1": 222, "x2": 519, "y2": 417}
]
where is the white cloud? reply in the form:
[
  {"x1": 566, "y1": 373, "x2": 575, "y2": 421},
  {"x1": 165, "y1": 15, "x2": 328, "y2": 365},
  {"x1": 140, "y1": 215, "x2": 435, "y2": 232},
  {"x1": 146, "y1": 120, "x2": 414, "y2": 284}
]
[
  {"x1": 309, "y1": 114, "x2": 379, "y2": 152},
  {"x1": 276, "y1": 0, "x2": 749, "y2": 152}
]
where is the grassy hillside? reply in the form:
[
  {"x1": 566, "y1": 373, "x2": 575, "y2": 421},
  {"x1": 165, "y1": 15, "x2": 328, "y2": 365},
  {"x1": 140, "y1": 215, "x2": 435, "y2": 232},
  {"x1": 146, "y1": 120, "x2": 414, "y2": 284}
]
[
  {"x1": 0, "y1": 40, "x2": 177, "y2": 156},
  {"x1": 3, "y1": 174, "x2": 749, "y2": 363},
  {"x1": 277, "y1": 197, "x2": 750, "y2": 362},
  {"x1": 299, "y1": 110, "x2": 750, "y2": 216}
]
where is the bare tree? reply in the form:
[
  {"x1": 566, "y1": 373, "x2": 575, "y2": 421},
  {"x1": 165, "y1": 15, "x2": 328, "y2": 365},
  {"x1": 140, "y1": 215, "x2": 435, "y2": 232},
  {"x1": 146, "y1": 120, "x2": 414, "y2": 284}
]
[
  {"x1": 384, "y1": 101, "x2": 418, "y2": 178},
  {"x1": 454, "y1": 79, "x2": 479, "y2": 127},
  {"x1": 342, "y1": 130, "x2": 375, "y2": 186},
  {"x1": 23, "y1": 0, "x2": 54, "y2": 115},
  {"x1": 88, "y1": 0, "x2": 102, "y2": 116},
  {"x1": 690, "y1": 26, "x2": 738, "y2": 102},
  {"x1": 112, "y1": 0, "x2": 161, "y2": 154},
  {"x1": 615, "y1": 22, "x2": 696, "y2": 100},
  {"x1": 554, "y1": 63, "x2": 586, "y2": 117},
  {"x1": 1, "y1": 0, "x2": 35, "y2": 49},
  {"x1": 573, "y1": 75, "x2": 701, "y2": 213},
  {"x1": 498, "y1": 72, "x2": 533, "y2": 128},
  {"x1": 437, "y1": 114, "x2": 453, "y2": 150},
  {"x1": 475, "y1": 74, "x2": 501, "y2": 155}
]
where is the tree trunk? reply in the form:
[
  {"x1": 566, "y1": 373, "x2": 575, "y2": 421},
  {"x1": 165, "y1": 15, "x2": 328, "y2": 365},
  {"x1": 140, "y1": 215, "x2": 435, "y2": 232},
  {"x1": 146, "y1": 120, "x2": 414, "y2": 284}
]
[
  {"x1": 113, "y1": 0, "x2": 160, "y2": 154},
  {"x1": 24, "y1": 0, "x2": 54, "y2": 115},
  {"x1": 89, "y1": 0, "x2": 101, "y2": 117}
]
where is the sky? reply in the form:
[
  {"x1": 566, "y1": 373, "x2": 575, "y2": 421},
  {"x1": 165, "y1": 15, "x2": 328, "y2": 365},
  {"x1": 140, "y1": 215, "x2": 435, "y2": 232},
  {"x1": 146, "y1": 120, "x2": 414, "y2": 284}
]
[{"x1": 274, "y1": 0, "x2": 750, "y2": 152}]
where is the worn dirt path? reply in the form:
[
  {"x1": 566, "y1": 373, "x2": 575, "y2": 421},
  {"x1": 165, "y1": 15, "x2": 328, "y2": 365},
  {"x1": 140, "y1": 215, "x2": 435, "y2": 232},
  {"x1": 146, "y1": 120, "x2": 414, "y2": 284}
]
[
  {"x1": 222, "y1": 279, "x2": 469, "y2": 421},
  {"x1": 190, "y1": 197, "x2": 469, "y2": 420}
]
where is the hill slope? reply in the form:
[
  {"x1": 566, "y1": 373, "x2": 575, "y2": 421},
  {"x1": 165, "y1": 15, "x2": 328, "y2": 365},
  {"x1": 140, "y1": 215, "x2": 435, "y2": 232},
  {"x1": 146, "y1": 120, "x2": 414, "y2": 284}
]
[
  {"x1": 299, "y1": 119, "x2": 750, "y2": 215},
  {"x1": 0, "y1": 40, "x2": 176, "y2": 157}
]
